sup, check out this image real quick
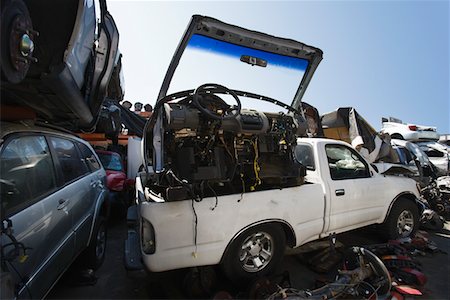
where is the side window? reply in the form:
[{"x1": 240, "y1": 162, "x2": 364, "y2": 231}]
[
  {"x1": 422, "y1": 149, "x2": 445, "y2": 158},
  {"x1": 0, "y1": 135, "x2": 56, "y2": 214},
  {"x1": 294, "y1": 143, "x2": 315, "y2": 170},
  {"x1": 78, "y1": 143, "x2": 101, "y2": 172},
  {"x1": 325, "y1": 144, "x2": 370, "y2": 180},
  {"x1": 50, "y1": 137, "x2": 87, "y2": 183}
]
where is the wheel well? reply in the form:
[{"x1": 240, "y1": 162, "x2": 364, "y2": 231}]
[
  {"x1": 390, "y1": 133, "x2": 404, "y2": 140},
  {"x1": 98, "y1": 197, "x2": 110, "y2": 219},
  {"x1": 385, "y1": 193, "x2": 420, "y2": 222},
  {"x1": 278, "y1": 222, "x2": 296, "y2": 248},
  {"x1": 220, "y1": 220, "x2": 296, "y2": 263}
]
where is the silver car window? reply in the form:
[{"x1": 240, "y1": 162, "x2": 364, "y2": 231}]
[
  {"x1": 1, "y1": 135, "x2": 56, "y2": 215},
  {"x1": 77, "y1": 142, "x2": 101, "y2": 172},
  {"x1": 50, "y1": 137, "x2": 88, "y2": 184}
]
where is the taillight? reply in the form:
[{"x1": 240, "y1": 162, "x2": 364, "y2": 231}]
[{"x1": 408, "y1": 125, "x2": 418, "y2": 131}]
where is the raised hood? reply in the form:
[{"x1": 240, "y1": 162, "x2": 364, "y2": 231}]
[{"x1": 157, "y1": 15, "x2": 323, "y2": 110}]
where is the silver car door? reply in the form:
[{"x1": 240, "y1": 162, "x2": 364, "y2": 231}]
[
  {"x1": 75, "y1": 143, "x2": 105, "y2": 249},
  {"x1": 48, "y1": 137, "x2": 93, "y2": 257},
  {"x1": 0, "y1": 134, "x2": 74, "y2": 299}
]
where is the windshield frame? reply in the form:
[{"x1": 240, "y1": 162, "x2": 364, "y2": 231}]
[{"x1": 156, "y1": 15, "x2": 323, "y2": 110}]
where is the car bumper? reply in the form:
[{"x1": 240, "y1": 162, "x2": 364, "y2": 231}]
[{"x1": 404, "y1": 131, "x2": 440, "y2": 141}]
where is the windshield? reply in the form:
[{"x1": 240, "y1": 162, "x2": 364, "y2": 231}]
[
  {"x1": 97, "y1": 153, "x2": 123, "y2": 172},
  {"x1": 168, "y1": 34, "x2": 309, "y2": 112}
]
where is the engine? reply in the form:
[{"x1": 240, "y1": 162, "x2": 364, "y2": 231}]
[{"x1": 147, "y1": 88, "x2": 307, "y2": 202}]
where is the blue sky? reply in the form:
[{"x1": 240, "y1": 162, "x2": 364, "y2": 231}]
[{"x1": 108, "y1": 1, "x2": 449, "y2": 133}]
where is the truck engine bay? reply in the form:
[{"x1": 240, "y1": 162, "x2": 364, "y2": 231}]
[{"x1": 144, "y1": 84, "x2": 308, "y2": 202}]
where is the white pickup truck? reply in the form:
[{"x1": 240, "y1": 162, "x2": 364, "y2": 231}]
[
  {"x1": 127, "y1": 138, "x2": 422, "y2": 280},
  {"x1": 124, "y1": 16, "x2": 422, "y2": 280}
]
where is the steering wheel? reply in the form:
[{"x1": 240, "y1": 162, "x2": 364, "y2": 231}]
[{"x1": 192, "y1": 83, "x2": 241, "y2": 120}]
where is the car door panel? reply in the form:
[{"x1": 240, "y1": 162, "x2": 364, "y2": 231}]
[
  {"x1": 0, "y1": 134, "x2": 74, "y2": 299},
  {"x1": 324, "y1": 144, "x2": 385, "y2": 233}
]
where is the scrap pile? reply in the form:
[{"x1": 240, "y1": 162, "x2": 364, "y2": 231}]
[
  {"x1": 234, "y1": 231, "x2": 446, "y2": 300},
  {"x1": 366, "y1": 231, "x2": 445, "y2": 298}
]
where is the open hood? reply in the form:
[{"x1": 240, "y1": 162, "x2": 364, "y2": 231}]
[
  {"x1": 373, "y1": 163, "x2": 416, "y2": 176},
  {"x1": 157, "y1": 15, "x2": 323, "y2": 110}
]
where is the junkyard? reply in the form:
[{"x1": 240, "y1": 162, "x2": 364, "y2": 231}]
[{"x1": 1, "y1": 1, "x2": 449, "y2": 300}]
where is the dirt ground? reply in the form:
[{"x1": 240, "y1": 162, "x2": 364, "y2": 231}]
[{"x1": 48, "y1": 220, "x2": 450, "y2": 299}]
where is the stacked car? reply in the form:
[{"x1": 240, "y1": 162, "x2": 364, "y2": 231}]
[{"x1": 1, "y1": 0, "x2": 123, "y2": 298}]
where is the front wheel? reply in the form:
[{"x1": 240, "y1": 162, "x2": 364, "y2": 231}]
[
  {"x1": 382, "y1": 198, "x2": 419, "y2": 240},
  {"x1": 221, "y1": 224, "x2": 285, "y2": 282}
]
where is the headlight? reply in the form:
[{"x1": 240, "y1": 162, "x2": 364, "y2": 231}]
[{"x1": 141, "y1": 218, "x2": 156, "y2": 254}]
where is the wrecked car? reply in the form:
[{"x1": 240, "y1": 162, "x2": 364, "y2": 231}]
[
  {"x1": 125, "y1": 15, "x2": 423, "y2": 281},
  {"x1": 96, "y1": 149, "x2": 134, "y2": 216},
  {"x1": 1, "y1": 0, "x2": 121, "y2": 297},
  {"x1": 415, "y1": 141, "x2": 449, "y2": 176},
  {"x1": 390, "y1": 139, "x2": 450, "y2": 220},
  {"x1": 0, "y1": 122, "x2": 109, "y2": 299},
  {"x1": 391, "y1": 139, "x2": 436, "y2": 188},
  {"x1": 0, "y1": 0, "x2": 122, "y2": 131}
]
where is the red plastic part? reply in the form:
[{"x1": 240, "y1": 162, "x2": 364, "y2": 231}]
[
  {"x1": 402, "y1": 268, "x2": 427, "y2": 286},
  {"x1": 105, "y1": 170, "x2": 126, "y2": 191},
  {"x1": 394, "y1": 285, "x2": 422, "y2": 295}
]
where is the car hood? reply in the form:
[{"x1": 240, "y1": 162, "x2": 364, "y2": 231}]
[
  {"x1": 373, "y1": 163, "x2": 416, "y2": 175},
  {"x1": 157, "y1": 15, "x2": 323, "y2": 110}
]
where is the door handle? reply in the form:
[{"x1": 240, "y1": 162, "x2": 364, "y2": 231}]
[
  {"x1": 91, "y1": 180, "x2": 103, "y2": 189},
  {"x1": 335, "y1": 189, "x2": 345, "y2": 196},
  {"x1": 57, "y1": 199, "x2": 70, "y2": 210}
]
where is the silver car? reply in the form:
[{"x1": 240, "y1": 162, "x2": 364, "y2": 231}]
[{"x1": 0, "y1": 122, "x2": 108, "y2": 299}]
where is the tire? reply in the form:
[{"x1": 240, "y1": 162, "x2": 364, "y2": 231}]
[
  {"x1": 382, "y1": 198, "x2": 419, "y2": 240},
  {"x1": 82, "y1": 217, "x2": 107, "y2": 270},
  {"x1": 222, "y1": 224, "x2": 286, "y2": 282}
]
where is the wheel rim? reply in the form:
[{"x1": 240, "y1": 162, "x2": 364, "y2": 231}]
[
  {"x1": 96, "y1": 224, "x2": 106, "y2": 260},
  {"x1": 397, "y1": 210, "x2": 414, "y2": 237},
  {"x1": 239, "y1": 231, "x2": 273, "y2": 272}
]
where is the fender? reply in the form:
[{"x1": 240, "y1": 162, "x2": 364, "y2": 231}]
[
  {"x1": 383, "y1": 192, "x2": 424, "y2": 223},
  {"x1": 220, "y1": 218, "x2": 296, "y2": 263},
  {"x1": 87, "y1": 189, "x2": 109, "y2": 243}
]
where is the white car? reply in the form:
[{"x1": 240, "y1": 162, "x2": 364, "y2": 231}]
[
  {"x1": 381, "y1": 117, "x2": 439, "y2": 141},
  {"x1": 415, "y1": 141, "x2": 449, "y2": 176}
]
